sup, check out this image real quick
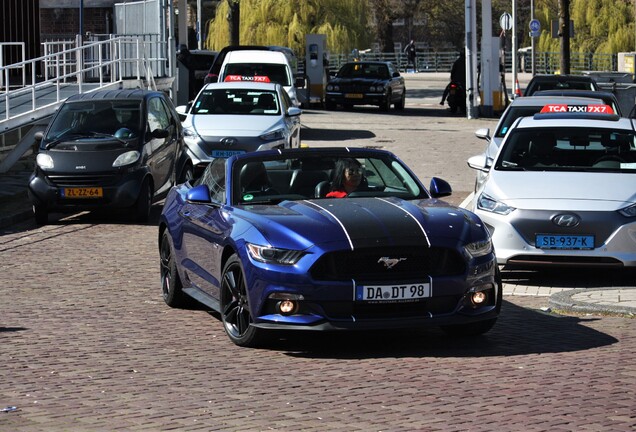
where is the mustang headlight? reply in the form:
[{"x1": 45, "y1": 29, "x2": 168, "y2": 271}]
[
  {"x1": 112, "y1": 150, "x2": 140, "y2": 167},
  {"x1": 464, "y1": 238, "x2": 493, "y2": 258},
  {"x1": 477, "y1": 193, "x2": 516, "y2": 215},
  {"x1": 260, "y1": 129, "x2": 284, "y2": 141},
  {"x1": 619, "y1": 203, "x2": 636, "y2": 217},
  {"x1": 36, "y1": 153, "x2": 54, "y2": 169},
  {"x1": 247, "y1": 243, "x2": 305, "y2": 265}
]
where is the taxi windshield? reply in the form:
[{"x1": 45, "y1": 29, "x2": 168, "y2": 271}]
[
  {"x1": 191, "y1": 89, "x2": 280, "y2": 115},
  {"x1": 496, "y1": 127, "x2": 636, "y2": 172}
]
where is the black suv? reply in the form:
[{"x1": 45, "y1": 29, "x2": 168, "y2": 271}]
[{"x1": 28, "y1": 89, "x2": 190, "y2": 224}]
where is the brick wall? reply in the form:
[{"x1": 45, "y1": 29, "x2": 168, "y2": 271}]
[{"x1": 40, "y1": 7, "x2": 113, "y2": 41}]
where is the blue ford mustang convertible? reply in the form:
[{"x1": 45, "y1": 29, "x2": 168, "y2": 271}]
[{"x1": 158, "y1": 147, "x2": 501, "y2": 347}]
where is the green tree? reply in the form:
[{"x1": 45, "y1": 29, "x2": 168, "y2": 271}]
[{"x1": 205, "y1": 0, "x2": 371, "y2": 55}]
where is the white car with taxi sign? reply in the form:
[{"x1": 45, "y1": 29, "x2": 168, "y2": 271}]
[
  {"x1": 176, "y1": 79, "x2": 302, "y2": 175},
  {"x1": 467, "y1": 103, "x2": 636, "y2": 267}
]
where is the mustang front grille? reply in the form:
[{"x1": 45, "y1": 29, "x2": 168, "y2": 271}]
[{"x1": 310, "y1": 246, "x2": 466, "y2": 281}]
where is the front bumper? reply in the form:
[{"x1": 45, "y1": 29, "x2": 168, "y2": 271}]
[
  {"x1": 477, "y1": 210, "x2": 636, "y2": 267},
  {"x1": 325, "y1": 91, "x2": 387, "y2": 106},
  {"x1": 246, "y1": 254, "x2": 501, "y2": 331},
  {"x1": 28, "y1": 168, "x2": 147, "y2": 212}
]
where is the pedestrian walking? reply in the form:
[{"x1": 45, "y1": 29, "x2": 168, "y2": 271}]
[{"x1": 404, "y1": 40, "x2": 417, "y2": 72}]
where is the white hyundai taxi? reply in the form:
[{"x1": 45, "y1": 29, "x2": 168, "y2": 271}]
[{"x1": 467, "y1": 103, "x2": 636, "y2": 267}]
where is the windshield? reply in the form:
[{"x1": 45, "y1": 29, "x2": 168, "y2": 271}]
[
  {"x1": 192, "y1": 88, "x2": 280, "y2": 115},
  {"x1": 495, "y1": 127, "x2": 636, "y2": 172},
  {"x1": 495, "y1": 106, "x2": 544, "y2": 138},
  {"x1": 223, "y1": 63, "x2": 290, "y2": 86},
  {"x1": 337, "y1": 63, "x2": 391, "y2": 79},
  {"x1": 46, "y1": 100, "x2": 142, "y2": 142},
  {"x1": 230, "y1": 154, "x2": 426, "y2": 205}
]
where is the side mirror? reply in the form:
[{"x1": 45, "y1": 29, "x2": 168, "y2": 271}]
[
  {"x1": 475, "y1": 128, "x2": 491, "y2": 142},
  {"x1": 186, "y1": 184, "x2": 212, "y2": 203},
  {"x1": 467, "y1": 154, "x2": 490, "y2": 172},
  {"x1": 392, "y1": 72, "x2": 401, "y2": 78},
  {"x1": 429, "y1": 177, "x2": 452, "y2": 198},
  {"x1": 287, "y1": 107, "x2": 302, "y2": 117},
  {"x1": 294, "y1": 75, "x2": 306, "y2": 88}
]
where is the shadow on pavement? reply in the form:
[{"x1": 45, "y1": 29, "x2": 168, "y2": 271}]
[{"x1": 264, "y1": 300, "x2": 617, "y2": 359}]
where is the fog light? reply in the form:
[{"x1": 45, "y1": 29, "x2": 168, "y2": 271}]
[
  {"x1": 277, "y1": 300, "x2": 297, "y2": 315},
  {"x1": 471, "y1": 291, "x2": 487, "y2": 305}
]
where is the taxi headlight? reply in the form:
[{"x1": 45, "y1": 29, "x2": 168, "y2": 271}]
[
  {"x1": 260, "y1": 129, "x2": 284, "y2": 141},
  {"x1": 36, "y1": 153, "x2": 54, "y2": 169},
  {"x1": 619, "y1": 203, "x2": 636, "y2": 217},
  {"x1": 112, "y1": 150, "x2": 140, "y2": 167},
  {"x1": 477, "y1": 193, "x2": 515, "y2": 215},
  {"x1": 246, "y1": 243, "x2": 305, "y2": 265},
  {"x1": 464, "y1": 238, "x2": 493, "y2": 258}
]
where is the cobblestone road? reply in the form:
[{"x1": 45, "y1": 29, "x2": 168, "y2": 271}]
[{"x1": 1, "y1": 75, "x2": 635, "y2": 431}]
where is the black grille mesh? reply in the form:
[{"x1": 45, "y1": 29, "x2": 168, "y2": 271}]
[{"x1": 310, "y1": 246, "x2": 466, "y2": 282}]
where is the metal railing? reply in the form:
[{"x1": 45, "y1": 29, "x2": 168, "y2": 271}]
[
  {"x1": 320, "y1": 50, "x2": 621, "y2": 75},
  {"x1": 1, "y1": 35, "x2": 168, "y2": 125}
]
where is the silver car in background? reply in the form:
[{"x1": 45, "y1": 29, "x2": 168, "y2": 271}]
[{"x1": 467, "y1": 103, "x2": 636, "y2": 268}]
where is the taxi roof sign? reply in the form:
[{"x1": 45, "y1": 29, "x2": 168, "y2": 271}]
[
  {"x1": 539, "y1": 104, "x2": 614, "y2": 114},
  {"x1": 224, "y1": 75, "x2": 271, "y2": 83}
]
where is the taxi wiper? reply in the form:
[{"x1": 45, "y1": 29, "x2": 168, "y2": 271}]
[{"x1": 45, "y1": 131, "x2": 126, "y2": 149}]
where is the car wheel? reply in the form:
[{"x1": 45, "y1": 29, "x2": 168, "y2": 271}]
[
  {"x1": 221, "y1": 254, "x2": 267, "y2": 347},
  {"x1": 380, "y1": 92, "x2": 392, "y2": 111},
  {"x1": 33, "y1": 205, "x2": 48, "y2": 225},
  {"x1": 180, "y1": 163, "x2": 194, "y2": 184},
  {"x1": 133, "y1": 178, "x2": 152, "y2": 223},
  {"x1": 159, "y1": 230, "x2": 189, "y2": 307},
  {"x1": 325, "y1": 101, "x2": 336, "y2": 110},
  {"x1": 395, "y1": 92, "x2": 406, "y2": 110}
]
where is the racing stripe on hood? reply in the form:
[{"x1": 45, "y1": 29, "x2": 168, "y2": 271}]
[{"x1": 307, "y1": 198, "x2": 430, "y2": 249}]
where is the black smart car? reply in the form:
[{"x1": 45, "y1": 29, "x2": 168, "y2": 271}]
[
  {"x1": 325, "y1": 61, "x2": 406, "y2": 111},
  {"x1": 28, "y1": 89, "x2": 190, "y2": 224}
]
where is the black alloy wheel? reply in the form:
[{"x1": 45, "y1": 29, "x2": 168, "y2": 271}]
[
  {"x1": 221, "y1": 254, "x2": 266, "y2": 347},
  {"x1": 380, "y1": 91, "x2": 392, "y2": 111},
  {"x1": 159, "y1": 230, "x2": 188, "y2": 307}
]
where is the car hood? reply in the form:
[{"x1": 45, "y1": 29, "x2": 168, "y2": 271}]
[
  {"x1": 235, "y1": 197, "x2": 485, "y2": 251},
  {"x1": 484, "y1": 171, "x2": 636, "y2": 211},
  {"x1": 189, "y1": 115, "x2": 279, "y2": 136}
]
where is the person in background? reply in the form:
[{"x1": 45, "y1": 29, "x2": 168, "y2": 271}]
[
  {"x1": 404, "y1": 40, "x2": 417, "y2": 73},
  {"x1": 326, "y1": 158, "x2": 366, "y2": 198}
]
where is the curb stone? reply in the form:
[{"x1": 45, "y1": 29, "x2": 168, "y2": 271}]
[{"x1": 549, "y1": 288, "x2": 636, "y2": 316}]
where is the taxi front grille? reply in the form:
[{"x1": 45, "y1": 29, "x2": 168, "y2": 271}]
[{"x1": 310, "y1": 246, "x2": 466, "y2": 282}]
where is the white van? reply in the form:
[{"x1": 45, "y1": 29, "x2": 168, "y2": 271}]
[{"x1": 218, "y1": 50, "x2": 300, "y2": 107}]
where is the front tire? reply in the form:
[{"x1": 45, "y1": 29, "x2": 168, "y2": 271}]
[
  {"x1": 395, "y1": 92, "x2": 406, "y2": 110},
  {"x1": 159, "y1": 230, "x2": 189, "y2": 307},
  {"x1": 33, "y1": 205, "x2": 48, "y2": 225},
  {"x1": 380, "y1": 92, "x2": 392, "y2": 111},
  {"x1": 221, "y1": 254, "x2": 267, "y2": 347},
  {"x1": 133, "y1": 178, "x2": 152, "y2": 223}
]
